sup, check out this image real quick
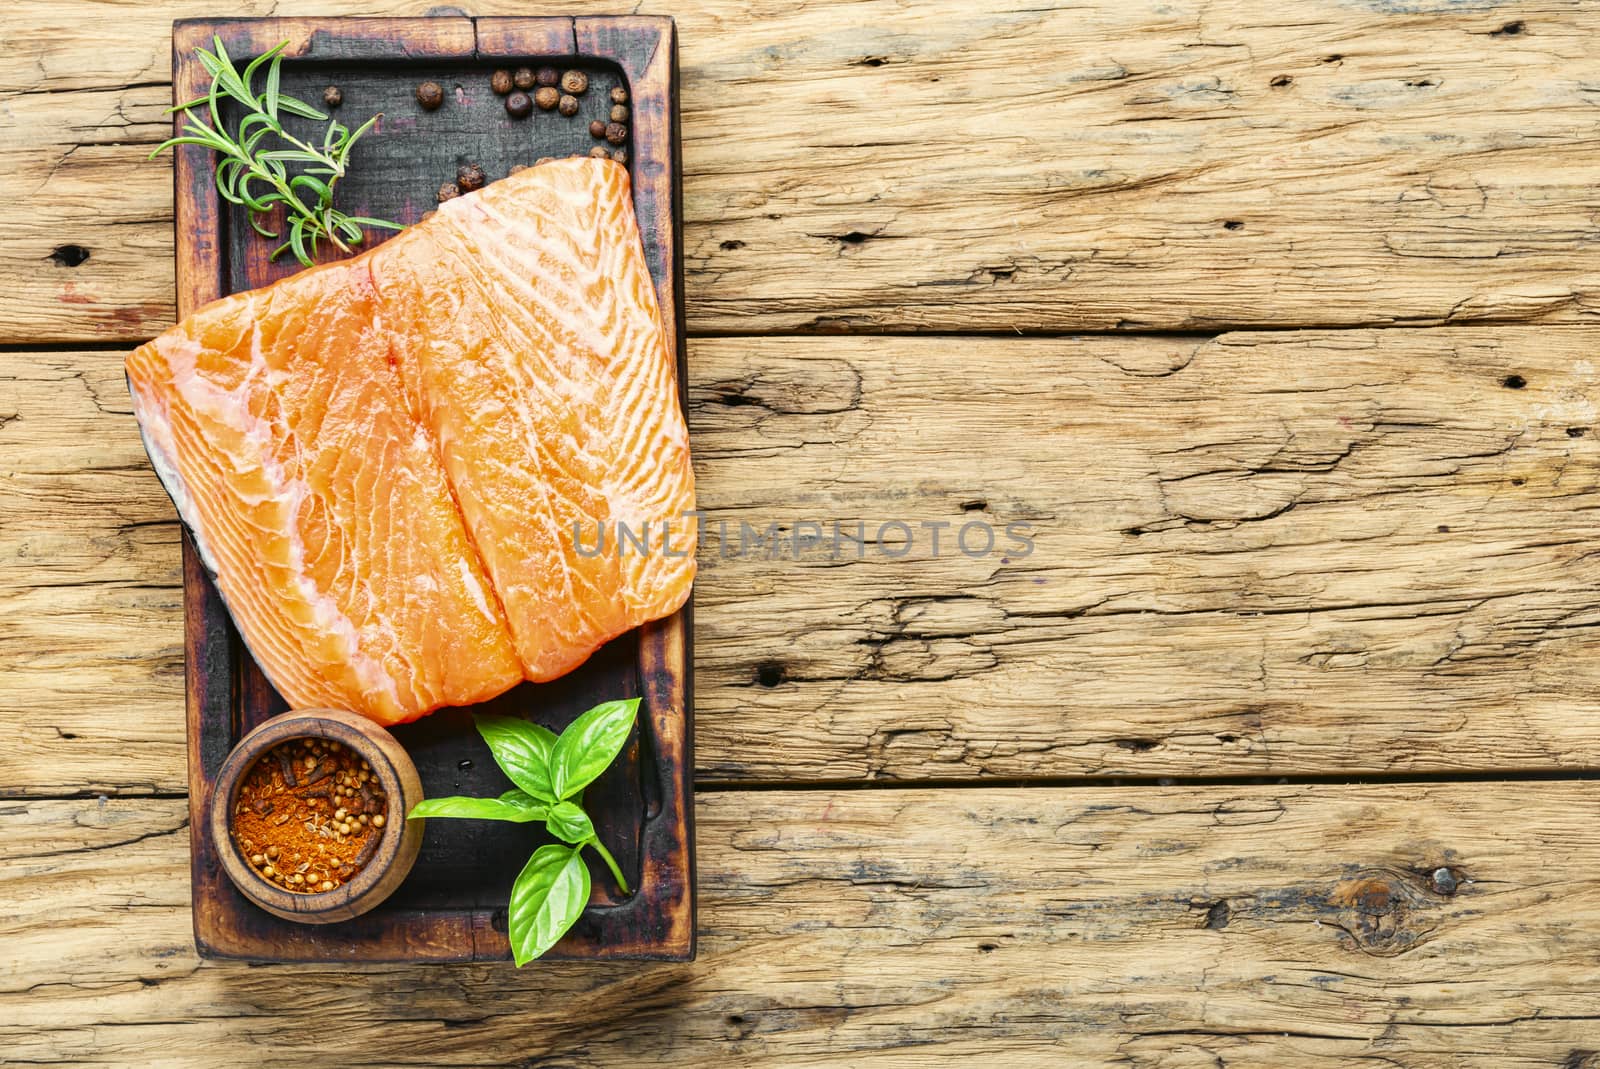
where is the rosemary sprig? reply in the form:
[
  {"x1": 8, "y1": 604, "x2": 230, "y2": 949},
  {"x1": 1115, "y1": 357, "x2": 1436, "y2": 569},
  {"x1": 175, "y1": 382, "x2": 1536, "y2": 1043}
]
[{"x1": 151, "y1": 36, "x2": 403, "y2": 267}]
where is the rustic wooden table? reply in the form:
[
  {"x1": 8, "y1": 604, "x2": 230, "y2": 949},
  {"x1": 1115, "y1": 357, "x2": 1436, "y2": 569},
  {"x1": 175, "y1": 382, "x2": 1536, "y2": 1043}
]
[{"x1": 4, "y1": 1, "x2": 1599, "y2": 1064}]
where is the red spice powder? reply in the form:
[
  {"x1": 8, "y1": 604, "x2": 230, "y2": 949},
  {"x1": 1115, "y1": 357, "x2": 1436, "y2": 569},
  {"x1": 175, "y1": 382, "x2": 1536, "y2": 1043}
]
[{"x1": 230, "y1": 737, "x2": 389, "y2": 894}]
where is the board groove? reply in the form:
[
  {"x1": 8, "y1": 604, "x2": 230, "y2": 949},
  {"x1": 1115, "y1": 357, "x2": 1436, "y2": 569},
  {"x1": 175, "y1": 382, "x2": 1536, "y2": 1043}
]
[{"x1": 170, "y1": 15, "x2": 693, "y2": 963}]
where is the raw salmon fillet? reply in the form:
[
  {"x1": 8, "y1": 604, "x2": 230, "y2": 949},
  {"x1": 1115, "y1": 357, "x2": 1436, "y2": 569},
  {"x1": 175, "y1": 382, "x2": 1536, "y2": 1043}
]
[{"x1": 126, "y1": 159, "x2": 697, "y2": 725}]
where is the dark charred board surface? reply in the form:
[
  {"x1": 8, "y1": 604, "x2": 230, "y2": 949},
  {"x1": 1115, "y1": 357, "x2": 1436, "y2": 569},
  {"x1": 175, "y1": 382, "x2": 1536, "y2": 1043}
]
[{"x1": 171, "y1": 15, "x2": 692, "y2": 963}]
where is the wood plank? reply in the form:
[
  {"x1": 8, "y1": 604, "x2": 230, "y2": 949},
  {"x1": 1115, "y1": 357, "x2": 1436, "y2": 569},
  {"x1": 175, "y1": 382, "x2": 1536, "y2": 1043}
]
[
  {"x1": 4, "y1": 0, "x2": 1598, "y2": 342},
  {"x1": 4, "y1": 328, "x2": 1598, "y2": 794},
  {"x1": 0, "y1": 352, "x2": 184, "y2": 796},
  {"x1": 4, "y1": 784, "x2": 1600, "y2": 1064}
]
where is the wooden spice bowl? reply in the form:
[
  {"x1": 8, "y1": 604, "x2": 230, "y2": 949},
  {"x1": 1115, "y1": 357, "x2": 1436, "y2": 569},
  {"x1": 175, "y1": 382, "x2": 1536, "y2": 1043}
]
[{"x1": 208, "y1": 709, "x2": 425, "y2": 924}]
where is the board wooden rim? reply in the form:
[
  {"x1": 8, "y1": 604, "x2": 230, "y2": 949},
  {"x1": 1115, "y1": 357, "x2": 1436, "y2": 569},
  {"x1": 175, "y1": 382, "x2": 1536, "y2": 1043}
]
[{"x1": 170, "y1": 14, "x2": 694, "y2": 963}]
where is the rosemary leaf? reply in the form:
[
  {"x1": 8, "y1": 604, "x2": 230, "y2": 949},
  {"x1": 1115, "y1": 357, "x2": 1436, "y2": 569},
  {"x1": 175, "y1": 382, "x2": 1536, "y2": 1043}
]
[{"x1": 153, "y1": 35, "x2": 402, "y2": 267}]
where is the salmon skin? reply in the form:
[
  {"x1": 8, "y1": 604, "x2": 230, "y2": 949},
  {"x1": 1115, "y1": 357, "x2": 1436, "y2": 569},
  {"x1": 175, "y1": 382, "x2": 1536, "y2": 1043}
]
[{"x1": 126, "y1": 159, "x2": 697, "y2": 725}]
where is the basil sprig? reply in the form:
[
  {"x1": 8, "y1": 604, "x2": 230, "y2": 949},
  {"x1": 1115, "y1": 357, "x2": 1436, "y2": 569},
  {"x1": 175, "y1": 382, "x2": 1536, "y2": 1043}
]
[{"x1": 407, "y1": 699, "x2": 639, "y2": 965}]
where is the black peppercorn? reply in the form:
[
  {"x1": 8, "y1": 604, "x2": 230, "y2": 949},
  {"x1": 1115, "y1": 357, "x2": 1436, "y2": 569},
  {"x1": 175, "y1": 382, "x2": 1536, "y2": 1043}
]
[
  {"x1": 534, "y1": 86, "x2": 560, "y2": 111},
  {"x1": 416, "y1": 81, "x2": 444, "y2": 110},
  {"x1": 610, "y1": 104, "x2": 629, "y2": 124},
  {"x1": 611, "y1": 149, "x2": 627, "y2": 164},
  {"x1": 514, "y1": 67, "x2": 536, "y2": 91},
  {"x1": 323, "y1": 86, "x2": 343, "y2": 109},
  {"x1": 604, "y1": 122, "x2": 627, "y2": 145},
  {"x1": 560, "y1": 70, "x2": 588, "y2": 95},
  {"x1": 609, "y1": 85, "x2": 627, "y2": 105},
  {"x1": 490, "y1": 69, "x2": 513, "y2": 95},
  {"x1": 589, "y1": 119, "x2": 607, "y2": 139},
  {"x1": 536, "y1": 66, "x2": 560, "y2": 88},
  {"x1": 558, "y1": 94, "x2": 580, "y2": 117},
  {"x1": 437, "y1": 181, "x2": 460, "y2": 203},
  {"x1": 589, "y1": 145, "x2": 610, "y2": 159},
  {"x1": 456, "y1": 163, "x2": 486, "y2": 192},
  {"x1": 505, "y1": 91, "x2": 532, "y2": 118}
]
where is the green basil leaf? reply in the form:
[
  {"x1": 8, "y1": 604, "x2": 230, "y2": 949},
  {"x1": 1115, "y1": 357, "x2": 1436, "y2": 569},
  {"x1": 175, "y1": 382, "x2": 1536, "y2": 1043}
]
[
  {"x1": 551, "y1": 699, "x2": 639, "y2": 799},
  {"x1": 544, "y1": 800, "x2": 595, "y2": 845},
  {"x1": 407, "y1": 793, "x2": 549, "y2": 823},
  {"x1": 476, "y1": 714, "x2": 560, "y2": 802},
  {"x1": 508, "y1": 844, "x2": 590, "y2": 966}
]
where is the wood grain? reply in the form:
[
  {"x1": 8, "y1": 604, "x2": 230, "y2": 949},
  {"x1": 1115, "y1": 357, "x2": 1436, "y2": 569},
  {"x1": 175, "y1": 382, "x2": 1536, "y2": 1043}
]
[
  {"x1": 5, "y1": 783, "x2": 1600, "y2": 1066},
  {"x1": 5, "y1": 327, "x2": 1598, "y2": 796},
  {"x1": 4, "y1": 0, "x2": 1598, "y2": 342}
]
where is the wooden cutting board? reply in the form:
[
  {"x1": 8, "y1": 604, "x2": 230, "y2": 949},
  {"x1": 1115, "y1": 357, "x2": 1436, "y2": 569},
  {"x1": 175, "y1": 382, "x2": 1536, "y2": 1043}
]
[{"x1": 169, "y1": 15, "x2": 693, "y2": 962}]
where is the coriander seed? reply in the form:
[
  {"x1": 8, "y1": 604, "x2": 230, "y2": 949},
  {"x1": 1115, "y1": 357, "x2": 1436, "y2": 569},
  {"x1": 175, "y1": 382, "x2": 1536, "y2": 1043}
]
[
  {"x1": 323, "y1": 86, "x2": 343, "y2": 109},
  {"x1": 589, "y1": 145, "x2": 610, "y2": 158},
  {"x1": 514, "y1": 66, "x2": 536, "y2": 90},
  {"x1": 605, "y1": 122, "x2": 627, "y2": 145},
  {"x1": 534, "y1": 86, "x2": 560, "y2": 111},
  {"x1": 561, "y1": 69, "x2": 588, "y2": 95},
  {"x1": 491, "y1": 68, "x2": 513, "y2": 95},
  {"x1": 536, "y1": 66, "x2": 560, "y2": 88},
  {"x1": 610, "y1": 85, "x2": 627, "y2": 104},
  {"x1": 558, "y1": 94, "x2": 580, "y2": 117},
  {"x1": 610, "y1": 104, "x2": 629, "y2": 123}
]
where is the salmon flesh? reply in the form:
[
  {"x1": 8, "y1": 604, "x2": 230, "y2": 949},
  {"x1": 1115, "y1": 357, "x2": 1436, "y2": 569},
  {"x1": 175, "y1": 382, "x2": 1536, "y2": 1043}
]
[{"x1": 126, "y1": 159, "x2": 696, "y2": 724}]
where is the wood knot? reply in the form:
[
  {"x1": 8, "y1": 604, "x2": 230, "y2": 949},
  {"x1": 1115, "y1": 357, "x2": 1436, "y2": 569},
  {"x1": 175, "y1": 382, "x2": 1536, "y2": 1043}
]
[
  {"x1": 1325, "y1": 869, "x2": 1441, "y2": 956},
  {"x1": 50, "y1": 244, "x2": 90, "y2": 267}
]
